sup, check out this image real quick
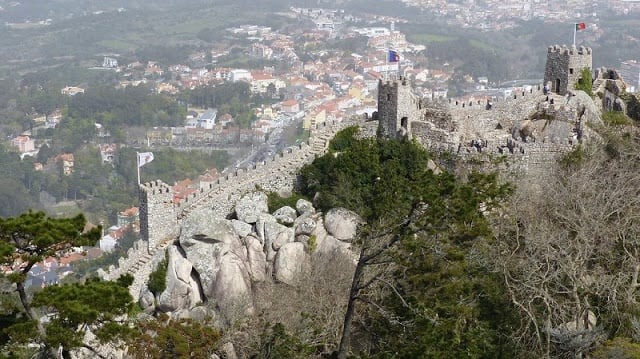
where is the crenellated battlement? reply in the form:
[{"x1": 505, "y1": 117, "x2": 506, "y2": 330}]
[
  {"x1": 139, "y1": 180, "x2": 173, "y2": 197},
  {"x1": 547, "y1": 44, "x2": 592, "y2": 56}
]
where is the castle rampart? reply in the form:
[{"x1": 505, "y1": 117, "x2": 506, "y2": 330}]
[
  {"x1": 377, "y1": 60, "x2": 598, "y2": 174},
  {"x1": 137, "y1": 117, "x2": 356, "y2": 254},
  {"x1": 119, "y1": 45, "x2": 605, "y2": 298}
]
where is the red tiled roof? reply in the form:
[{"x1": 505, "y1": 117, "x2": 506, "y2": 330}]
[{"x1": 120, "y1": 207, "x2": 139, "y2": 217}]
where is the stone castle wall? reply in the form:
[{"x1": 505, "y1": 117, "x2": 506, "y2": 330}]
[
  {"x1": 138, "y1": 117, "x2": 356, "y2": 253},
  {"x1": 382, "y1": 74, "x2": 594, "y2": 174},
  {"x1": 544, "y1": 45, "x2": 592, "y2": 95},
  {"x1": 118, "y1": 45, "x2": 608, "y2": 298}
]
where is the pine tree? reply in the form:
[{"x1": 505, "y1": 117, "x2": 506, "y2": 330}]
[
  {"x1": 0, "y1": 211, "x2": 133, "y2": 357},
  {"x1": 299, "y1": 127, "x2": 516, "y2": 358}
]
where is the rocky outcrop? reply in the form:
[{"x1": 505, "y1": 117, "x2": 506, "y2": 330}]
[
  {"x1": 245, "y1": 235, "x2": 267, "y2": 282},
  {"x1": 231, "y1": 220, "x2": 252, "y2": 238},
  {"x1": 138, "y1": 192, "x2": 354, "y2": 324},
  {"x1": 179, "y1": 215, "x2": 241, "y2": 299},
  {"x1": 274, "y1": 242, "x2": 308, "y2": 285},
  {"x1": 296, "y1": 198, "x2": 315, "y2": 215},
  {"x1": 294, "y1": 213, "x2": 317, "y2": 236},
  {"x1": 273, "y1": 206, "x2": 297, "y2": 225},
  {"x1": 139, "y1": 287, "x2": 155, "y2": 314},
  {"x1": 264, "y1": 220, "x2": 294, "y2": 251},
  {"x1": 594, "y1": 67, "x2": 627, "y2": 113},
  {"x1": 313, "y1": 217, "x2": 352, "y2": 257},
  {"x1": 212, "y1": 253, "x2": 254, "y2": 316},
  {"x1": 157, "y1": 246, "x2": 201, "y2": 312},
  {"x1": 235, "y1": 192, "x2": 269, "y2": 224},
  {"x1": 324, "y1": 208, "x2": 361, "y2": 242}
]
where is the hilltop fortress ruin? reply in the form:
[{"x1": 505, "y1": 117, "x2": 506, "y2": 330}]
[
  {"x1": 375, "y1": 45, "x2": 605, "y2": 170},
  {"x1": 117, "y1": 45, "x2": 626, "y2": 298}
]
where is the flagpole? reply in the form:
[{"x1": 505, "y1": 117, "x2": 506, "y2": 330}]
[
  {"x1": 385, "y1": 49, "x2": 389, "y2": 81},
  {"x1": 136, "y1": 152, "x2": 141, "y2": 186},
  {"x1": 573, "y1": 23, "x2": 576, "y2": 47}
]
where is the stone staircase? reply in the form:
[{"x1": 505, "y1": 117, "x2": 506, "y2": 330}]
[
  {"x1": 127, "y1": 236, "x2": 177, "y2": 298},
  {"x1": 126, "y1": 253, "x2": 152, "y2": 275}
]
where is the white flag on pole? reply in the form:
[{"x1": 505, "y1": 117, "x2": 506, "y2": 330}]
[{"x1": 137, "y1": 152, "x2": 154, "y2": 168}]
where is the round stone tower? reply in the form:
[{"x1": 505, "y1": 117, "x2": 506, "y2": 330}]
[{"x1": 544, "y1": 45, "x2": 592, "y2": 95}]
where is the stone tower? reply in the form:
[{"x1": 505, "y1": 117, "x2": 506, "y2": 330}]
[
  {"x1": 377, "y1": 77, "x2": 418, "y2": 139},
  {"x1": 139, "y1": 180, "x2": 179, "y2": 252},
  {"x1": 544, "y1": 45, "x2": 592, "y2": 95}
]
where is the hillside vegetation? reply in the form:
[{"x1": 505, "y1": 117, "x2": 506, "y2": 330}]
[{"x1": 4, "y1": 123, "x2": 640, "y2": 357}]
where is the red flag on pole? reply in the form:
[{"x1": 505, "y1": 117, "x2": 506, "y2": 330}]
[{"x1": 575, "y1": 22, "x2": 586, "y2": 31}]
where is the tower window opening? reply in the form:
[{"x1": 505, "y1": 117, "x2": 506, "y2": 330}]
[
  {"x1": 387, "y1": 94, "x2": 391, "y2": 101},
  {"x1": 570, "y1": 68, "x2": 574, "y2": 74}
]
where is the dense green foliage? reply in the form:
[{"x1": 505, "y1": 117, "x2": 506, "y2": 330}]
[
  {"x1": 327, "y1": 125, "x2": 360, "y2": 153},
  {"x1": 127, "y1": 314, "x2": 221, "y2": 359},
  {"x1": 299, "y1": 126, "x2": 433, "y2": 221},
  {"x1": 575, "y1": 67, "x2": 594, "y2": 96},
  {"x1": 369, "y1": 181, "x2": 516, "y2": 357},
  {"x1": 29, "y1": 278, "x2": 133, "y2": 349},
  {"x1": 0, "y1": 146, "x2": 43, "y2": 217},
  {"x1": 0, "y1": 212, "x2": 135, "y2": 357},
  {"x1": 602, "y1": 110, "x2": 632, "y2": 126},
  {"x1": 300, "y1": 128, "x2": 515, "y2": 357},
  {"x1": 148, "y1": 251, "x2": 168, "y2": 296},
  {"x1": 185, "y1": 82, "x2": 252, "y2": 110}
]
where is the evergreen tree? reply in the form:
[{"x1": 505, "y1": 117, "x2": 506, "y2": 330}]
[
  {"x1": 299, "y1": 127, "x2": 515, "y2": 358},
  {"x1": 0, "y1": 211, "x2": 133, "y2": 357}
]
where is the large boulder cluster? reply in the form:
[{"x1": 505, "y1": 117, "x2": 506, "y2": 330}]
[{"x1": 138, "y1": 192, "x2": 361, "y2": 323}]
